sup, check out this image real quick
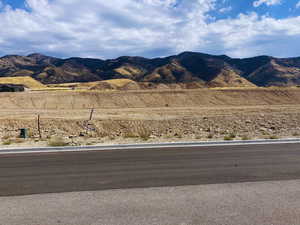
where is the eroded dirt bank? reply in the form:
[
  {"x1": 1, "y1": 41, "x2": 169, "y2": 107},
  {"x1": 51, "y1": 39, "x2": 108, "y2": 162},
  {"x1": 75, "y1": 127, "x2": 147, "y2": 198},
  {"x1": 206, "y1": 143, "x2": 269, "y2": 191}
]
[
  {"x1": 0, "y1": 89, "x2": 300, "y2": 146},
  {"x1": 1, "y1": 88, "x2": 300, "y2": 110}
]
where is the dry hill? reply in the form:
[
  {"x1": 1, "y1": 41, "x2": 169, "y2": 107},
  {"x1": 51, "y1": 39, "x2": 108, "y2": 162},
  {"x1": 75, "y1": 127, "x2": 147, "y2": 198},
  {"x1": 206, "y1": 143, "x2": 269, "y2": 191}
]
[
  {"x1": 0, "y1": 76, "x2": 46, "y2": 89},
  {"x1": 1, "y1": 52, "x2": 300, "y2": 87}
]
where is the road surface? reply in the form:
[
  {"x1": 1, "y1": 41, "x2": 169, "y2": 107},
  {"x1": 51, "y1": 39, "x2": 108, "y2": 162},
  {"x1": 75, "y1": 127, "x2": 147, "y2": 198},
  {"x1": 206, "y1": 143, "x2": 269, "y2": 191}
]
[
  {"x1": 1, "y1": 180, "x2": 300, "y2": 225},
  {"x1": 0, "y1": 142, "x2": 300, "y2": 196}
]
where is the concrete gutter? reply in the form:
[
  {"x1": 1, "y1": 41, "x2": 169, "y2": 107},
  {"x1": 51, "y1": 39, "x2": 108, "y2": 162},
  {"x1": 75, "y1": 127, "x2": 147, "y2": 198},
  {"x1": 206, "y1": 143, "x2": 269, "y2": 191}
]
[{"x1": 0, "y1": 138, "x2": 300, "y2": 155}]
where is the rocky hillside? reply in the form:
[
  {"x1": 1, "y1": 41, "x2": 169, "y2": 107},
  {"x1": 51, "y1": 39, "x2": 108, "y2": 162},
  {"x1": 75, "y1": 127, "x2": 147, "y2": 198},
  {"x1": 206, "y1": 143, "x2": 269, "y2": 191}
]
[{"x1": 1, "y1": 52, "x2": 300, "y2": 87}]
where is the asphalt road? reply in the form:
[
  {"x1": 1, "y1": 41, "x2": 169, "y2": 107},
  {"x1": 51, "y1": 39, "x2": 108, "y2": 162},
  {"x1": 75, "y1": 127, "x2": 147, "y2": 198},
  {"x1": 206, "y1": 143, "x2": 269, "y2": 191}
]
[{"x1": 0, "y1": 142, "x2": 300, "y2": 196}]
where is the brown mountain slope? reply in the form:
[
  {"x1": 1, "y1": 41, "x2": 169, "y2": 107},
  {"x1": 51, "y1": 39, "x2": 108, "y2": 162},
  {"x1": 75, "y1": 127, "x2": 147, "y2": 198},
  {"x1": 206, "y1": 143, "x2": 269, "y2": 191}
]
[
  {"x1": 143, "y1": 60, "x2": 203, "y2": 84},
  {"x1": 1, "y1": 52, "x2": 300, "y2": 87},
  {"x1": 248, "y1": 59, "x2": 300, "y2": 86},
  {"x1": 207, "y1": 69, "x2": 257, "y2": 88}
]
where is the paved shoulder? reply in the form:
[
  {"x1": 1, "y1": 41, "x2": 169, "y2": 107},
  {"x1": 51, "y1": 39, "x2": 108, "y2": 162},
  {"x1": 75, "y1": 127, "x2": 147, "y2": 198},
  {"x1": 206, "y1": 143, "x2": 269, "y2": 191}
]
[{"x1": 1, "y1": 180, "x2": 300, "y2": 225}]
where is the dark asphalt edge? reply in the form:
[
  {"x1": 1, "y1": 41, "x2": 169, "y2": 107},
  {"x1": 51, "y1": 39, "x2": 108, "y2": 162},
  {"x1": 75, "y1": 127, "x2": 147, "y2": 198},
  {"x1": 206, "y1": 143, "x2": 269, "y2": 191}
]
[{"x1": 1, "y1": 138, "x2": 300, "y2": 154}]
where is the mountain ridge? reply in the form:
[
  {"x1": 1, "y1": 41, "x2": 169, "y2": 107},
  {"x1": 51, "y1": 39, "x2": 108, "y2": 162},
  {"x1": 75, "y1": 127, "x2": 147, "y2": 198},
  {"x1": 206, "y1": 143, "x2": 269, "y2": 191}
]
[{"x1": 1, "y1": 51, "x2": 300, "y2": 87}]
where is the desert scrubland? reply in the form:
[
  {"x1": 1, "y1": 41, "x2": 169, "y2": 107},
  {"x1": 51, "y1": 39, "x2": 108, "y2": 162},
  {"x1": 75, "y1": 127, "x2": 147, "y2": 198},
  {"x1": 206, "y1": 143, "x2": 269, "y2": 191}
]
[{"x1": 0, "y1": 88, "x2": 300, "y2": 147}]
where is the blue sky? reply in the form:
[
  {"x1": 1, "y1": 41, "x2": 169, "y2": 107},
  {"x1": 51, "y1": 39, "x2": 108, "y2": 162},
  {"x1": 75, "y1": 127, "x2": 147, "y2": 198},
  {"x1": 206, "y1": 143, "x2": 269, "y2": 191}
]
[
  {"x1": 2, "y1": 0, "x2": 25, "y2": 8},
  {"x1": 214, "y1": 0, "x2": 299, "y2": 20},
  {"x1": 0, "y1": 0, "x2": 300, "y2": 59}
]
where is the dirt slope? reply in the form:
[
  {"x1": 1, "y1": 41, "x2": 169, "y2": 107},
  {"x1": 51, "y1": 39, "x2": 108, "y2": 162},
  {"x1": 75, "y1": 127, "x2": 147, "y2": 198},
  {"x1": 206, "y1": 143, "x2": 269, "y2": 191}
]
[{"x1": 1, "y1": 88, "x2": 300, "y2": 110}]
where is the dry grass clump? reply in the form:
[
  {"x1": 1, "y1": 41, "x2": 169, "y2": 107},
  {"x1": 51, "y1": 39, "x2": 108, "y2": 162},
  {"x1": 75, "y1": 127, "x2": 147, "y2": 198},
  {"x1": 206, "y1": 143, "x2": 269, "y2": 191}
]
[
  {"x1": 47, "y1": 136, "x2": 69, "y2": 147},
  {"x1": 123, "y1": 124, "x2": 151, "y2": 141},
  {"x1": 2, "y1": 135, "x2": 11, "y2": 140},
  {"x1": 2, "y1": 139, "x2": 12, "y2": 145},
  {"x1": 124, "y1": 132, "x2": 139, "y2": 139},
  {"x1": 13, "y1": 138, "x2": 26, "y2": 143},
  {"x1": 1, "y1": 138, "x2": 25, "y2": 145},
  {"x1": 136, "y1": 125, "x2": 151, "y2": 141}
]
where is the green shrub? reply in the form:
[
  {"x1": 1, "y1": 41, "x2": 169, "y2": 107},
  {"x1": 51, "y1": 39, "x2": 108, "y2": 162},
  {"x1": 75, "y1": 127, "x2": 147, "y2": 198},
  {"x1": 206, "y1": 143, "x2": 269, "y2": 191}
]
[
  {"x1": 229, "y1": 133, "x2": 236, "y2": 139},
  {"x1": 224, "y1": 133, "x2": 236, "y2": 141},
  {"x1": 224, "y1": 136, "x2": 233, "y2": 141},
  {"x1": 2, "y1": 140, "x2": 12, "y2": 145},
  {"x1": 241, "y1": 135, "x2": 251, "y2": 140},
  {"x1": 86, "y1": 142, "x2": 94, "y2": 146},
  {"x1": 207, "y1": 133, "x2": 214, "y2": 139}
]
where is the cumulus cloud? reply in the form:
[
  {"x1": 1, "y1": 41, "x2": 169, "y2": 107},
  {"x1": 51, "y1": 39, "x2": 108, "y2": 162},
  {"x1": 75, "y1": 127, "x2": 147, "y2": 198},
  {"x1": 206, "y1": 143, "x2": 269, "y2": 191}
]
[
  {"x1": 0, "y1": 0, "x2": 216, "y2": 58},
  {"x1": 209, "y1": 12, "x2": 300, "y2": 57},
  {"x1": 0, "y1": 0, "x2": 299, "y2": 59},
  {"x1": 296, "y1": 1, "x2": 300, "y2": 8},
  {"x1": 253, "y1": 0, "x2": 281, "y2": 7}
]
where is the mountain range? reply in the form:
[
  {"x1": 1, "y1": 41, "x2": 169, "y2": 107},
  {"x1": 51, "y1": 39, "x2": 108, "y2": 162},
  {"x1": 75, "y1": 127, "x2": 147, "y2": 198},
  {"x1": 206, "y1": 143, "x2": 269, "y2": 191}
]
[{"x1": 1, "y1": 52, "x2": 300, "y2": 87}]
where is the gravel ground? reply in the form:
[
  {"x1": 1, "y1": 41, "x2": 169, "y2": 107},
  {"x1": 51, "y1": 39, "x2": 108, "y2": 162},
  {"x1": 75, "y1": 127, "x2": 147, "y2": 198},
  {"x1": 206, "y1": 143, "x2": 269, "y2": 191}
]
[{"x1": 1, "y1": 180, "x2": 300, "y2": 225}]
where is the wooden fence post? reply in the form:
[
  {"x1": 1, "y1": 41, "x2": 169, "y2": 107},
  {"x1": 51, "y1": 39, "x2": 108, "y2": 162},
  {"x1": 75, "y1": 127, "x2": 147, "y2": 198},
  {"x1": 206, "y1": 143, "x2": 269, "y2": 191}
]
[
  {"x1": 89, "y1": 108, "x2": 94, "y2": 121},
  {"x1": 37, "y1": 114, "x2": 42, "y2": 139}
]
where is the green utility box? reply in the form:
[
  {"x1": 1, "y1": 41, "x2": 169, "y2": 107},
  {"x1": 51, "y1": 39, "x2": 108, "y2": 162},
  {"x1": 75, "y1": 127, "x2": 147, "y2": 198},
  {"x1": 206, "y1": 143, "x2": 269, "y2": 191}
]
[{"x1": 20, "y1": 128, "x2": 28, "y2": 139}]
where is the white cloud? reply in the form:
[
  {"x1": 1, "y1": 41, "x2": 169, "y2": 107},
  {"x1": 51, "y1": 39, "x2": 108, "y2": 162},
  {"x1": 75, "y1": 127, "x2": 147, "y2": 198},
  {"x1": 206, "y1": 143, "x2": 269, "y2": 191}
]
[
  {"x1": 219, "y1": 6, "x2": 232, "y2": 13},
  {"x1": 0, "y1": 0, "x2": 299, "y2": 59},
  {"x1": 253, "y1": 0, "x2": 281, "y2": 7},
  {"x1": 0, "y1": 0, "x2": 216, "y2": 58},
  {"x1": 141, "y1": 0, "x2": 177, "y2": 7},
  {"x1": 208, "y1": 13, "x2": 300, "y2": 57},
  {"x1": 296, "y1": 1, "x2": 300, "y2": 8}
]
